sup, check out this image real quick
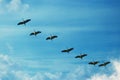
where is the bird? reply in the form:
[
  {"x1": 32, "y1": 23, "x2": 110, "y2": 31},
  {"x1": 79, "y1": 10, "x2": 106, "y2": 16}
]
[
  {"x1": 75, "y1": 54, "x2": 87, "y2": 59},
  {"x1": 98, "y1": 61, "x2": 110, "y2": 67},
  {"x1": 46, "y1": 35, "x2": 58, "y2": 40},
  {"x1": 30, "y1": 31, "x2": 41, "y2": 36},
  {"x1": 61, "y1": 48, "x2": 74, "y2": 53},
  {"x1": 17, "y1": 19, "x2": 31, "y2": 25},
  {"x1": 88, "y1": 61, "x2": 99, "y2": 66}
]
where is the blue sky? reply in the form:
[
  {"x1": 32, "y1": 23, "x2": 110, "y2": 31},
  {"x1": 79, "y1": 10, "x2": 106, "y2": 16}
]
[{"x1": 0, "y1": 0, "x2": 120, "y2": 80}]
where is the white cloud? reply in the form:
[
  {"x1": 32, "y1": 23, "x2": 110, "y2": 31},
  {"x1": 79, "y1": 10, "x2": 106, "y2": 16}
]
[
  {"x1": 12, "y1": 71, "x2": 62, "y2": 80},
  {"x1": 6, "y1": 0, "x2": 29, "y2": 12},
  {"x1": 0, "y1": 54, "x2": 12, "y2": 77},
  {"x1": 65, "y1": 66, "x2": 85, "y2": 80},
  {"x1": 0, "y1": 54, "x2": 120, "y2": 80},
  {"x1": 87, "y1": 60, "x2": 120, "y2": 80},
  {"x1": 44, "y1": 72, "x2": 62, "y2": 80},
  {"x1": 0, "y1": 54, "x2": 85, "y2": 80},
  {"x1": 0, "y1": 0, "x2": 29, "y2": 14}
]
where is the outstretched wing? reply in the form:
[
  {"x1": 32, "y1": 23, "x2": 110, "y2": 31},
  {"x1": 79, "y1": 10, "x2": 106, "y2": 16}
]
[
  {"x1": 67, "y1": 48, "x2": 74, "y2": 52},
  {"x1": 61, "y1": 48, "x2": 74, "y2": 53},
  {"x1": 83, "y1": 54, "x2": 87, "y2": 56},
  {"x1": 89, "y1": 61, "x2": 99, "y2": 65},
  {"x1": 24, "y1": 19, "x2": 31, "y2": 24},
  {"x1": 61, "y1": 49, "x2": 67, "y2": 52},
  {"x1": 81, "y1": 54, "x2": 87, "y2": 58},
  {"x1": 99, "y1": 61, "x2": 110, "y2": 67},
  {"x1": 51, "y1": 35, "x2": 58, "y2": 39},
  {"x1": 94, "y1": 61, "x2": 99, "y2": 65},
  {"x1": 46, "y1": 37, "x2": 51, "y2": 40},
  {"x1": 30, "y1": 32, "x2": 34, "y2": 36},
  {"x1": 98, "y1": 63, "x2": 104, "y2": 67},
  {"x1": 34, "y1": 31, "x2": 41, "y2": 36},
  {"x1": 17, "y1": 21, "x2": 24, "y2": 25},
  {"x1": 75, "y1": 54, "x2": 87, "y2": 59},
  {"x1": 104, "y1": 61, "x2": 110, "y2": 66},
  {"x1": 89, "y1": 62, "x2": 94, "y2": 65},
  {"x1": 17, "y1": 19, "x2": 31, "y2": 25},
  {"x1": 75, "y1": 55, "x2": 80, "y2": 58},
  {"x1": 36, "y1": 31, "x2": 41, "y2": 35}
]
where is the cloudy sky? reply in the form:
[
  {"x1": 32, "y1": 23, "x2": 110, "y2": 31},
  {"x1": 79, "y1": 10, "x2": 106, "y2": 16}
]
[{"x1": 0, "y1": 0, "x2": 120, "y2": 80}]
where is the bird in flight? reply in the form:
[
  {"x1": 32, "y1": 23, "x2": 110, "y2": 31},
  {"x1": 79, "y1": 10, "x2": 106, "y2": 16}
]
[
  {"x1": 88, "y1": 61, "x2": 99, "y2": 66},
  {"x1": 17, "y1": 19, "x2": 31, "y2": 25},
  {"x1": 30, "y1": 31, "x2": 41, "y2": 36},
  {"x1": 61, "y1": 48, "x2": 74, "y2": 53},
  {"x1": 75, "y1": 54, "x2": 87, "y2": 59},
  {"x1": 98, "y1": 61, "x2": 110, "y2": 67},
  {"x1": 46, "y1": 35, "x2": 58, "y2": 40}
]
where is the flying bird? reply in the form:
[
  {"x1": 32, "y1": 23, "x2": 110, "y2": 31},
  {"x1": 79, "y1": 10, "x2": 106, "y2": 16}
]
[
  {"x1": 88, "y1": 61, "x2": 99, "y2": 66},
  {"x1": 98, "y1": 61, "x2": 110, "y2": 67},
  {"x1": 46, "y1": 35, "x2": 58, "y2": 40},
  {"x1": 61, "y1": 48, "x2": 74, "y2": 53},
  {"x1": 75, "y1": 54, "x2": 87, "y2": 59},
  {"x1": 30, "y1": 31, "x2": 41, "y2": 36},
  {"x1": 17, "y1": 19, "x2": 31, "y2": 25}
]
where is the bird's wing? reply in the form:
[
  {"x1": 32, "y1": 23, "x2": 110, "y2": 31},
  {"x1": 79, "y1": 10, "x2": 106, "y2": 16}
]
[
  {"x1": 75, "y1": 56, "x2": 80, "y2": 58},
  {"x1": 51, "y1": 35, "x2": 58, "y2": 39},
  {"x1": 30, "y1": 33, "x2": 34, "y2": 36},
  {"x1": 81, "y1": 55, "x2": 84, "y2": 58},
  {"x1": 84, "y1": 54, "x2": 87, "y2": 56},
  {"x1": 61, "y1": 50, "x2": 67, "y2": 52},
  {"x1": 68, "y1": 48, "x2": 74, "y2": 51},
  {"x1": 35, "y1": 31, "x2": 41, "y2": 35},
  {"x1": 104, "y1": 62, "x2": 110, "y2": 65},
  {"x1": 99, "y1": 64, "x2": 104, "y2": 67},
  {"x1": 17, "y1": 21, "x2": 24, "y2": 25},
  {"x1": 93, "y1": 61, "x2": 99, "y2": 63},
  {"x1": 89, "y1": 62, "x2": 94, "y2": 64},
  {"x1": 24, "y1": 19, "x2": 31, "y2": 23},
  {"x1": 36, "y1": 31, "x2": 41, "y2": 34},
  {"x1": 46, "y1": 37, "x2": 51, "y2": 40}
]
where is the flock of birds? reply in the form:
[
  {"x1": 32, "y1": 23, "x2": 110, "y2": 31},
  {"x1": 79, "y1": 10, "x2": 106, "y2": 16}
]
[
  {"x1": 17, "y1": 18, "x2": 111, "y2": 67},
  {"x1": 61, "y1": 47, "x2": 110, "y2": 67},
  {"x1": 17, "y1": 19, "x2": 58, "y2": 39}
]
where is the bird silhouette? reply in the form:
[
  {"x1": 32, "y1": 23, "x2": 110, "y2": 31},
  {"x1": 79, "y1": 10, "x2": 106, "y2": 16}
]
[
  {"x1": 88, "y1": 61, "x2": 99, "y2": 66},
  {"x1": 46, "y1": 35, "x2": 58, "y2": 40},
  {"x1": 30, "y1": 31, "x2": 41, "y2": 36},
  {"x1": 17, "y1": 19, "x2": 31, "y2": 25},
  {"x1": 61, "y1": 48, "x2": 74, "y2": 53},
  {"x1": 98, "y1": 61, "x2": 110, "y2": 67},
  {"x1": 75, "y1": 54, "x2": 87, "y2": 59}
]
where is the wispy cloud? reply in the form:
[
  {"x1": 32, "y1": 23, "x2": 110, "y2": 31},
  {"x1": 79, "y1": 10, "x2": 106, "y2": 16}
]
[
  {"x1": 87, "y1": 60, "x2": 120, "y2": 80},
  {"x1": 0, "y1": 54, "x2": 120, "y2": 80},
  {"x1": 0, "y1": 54, "x2": 85, "y2": 80},
  {"x1": 6, "y1": 43, "x2": 14, "y2": 54},
  {"x1": 0, "y1": 54, "x2": 12, "y2": 77},
  {"x1": 6, "y1": 0, "x2": 29, "y2": 12},
  {"x1": 0, "y1": 0, "x2": 29, "y2": 14},
  {"x1": 0, "y1": 25, "x2": 102, "y2": 39}
]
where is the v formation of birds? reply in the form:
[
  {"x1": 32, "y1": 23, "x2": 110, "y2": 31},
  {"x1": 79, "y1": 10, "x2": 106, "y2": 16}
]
[{"x1": 17, "y1": 19, "x2": 111, "y2": 68}]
